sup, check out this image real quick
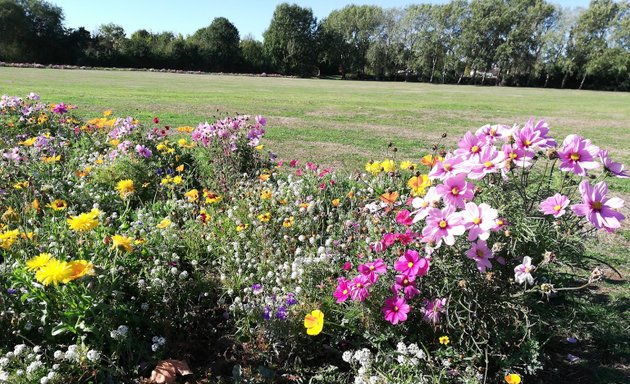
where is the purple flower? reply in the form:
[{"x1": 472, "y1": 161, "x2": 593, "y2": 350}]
[
  {"x1": 276, "y1": 306, "x2": 287, "y2": 320},
  {"x1": 52, "y1": 102, "x2": 68, "y2": 114},
  {"x1": 514, "y1": 256, "x2": 535, "y2": 285},
  {"x1": 251, "y1": 283, "x2": 263, "y2": 295},
  {"x1": 557, "y1": 134, "x2": 600, "y2": 176},
  {"x1": 571, "y1": 180, "x2": 625, "y2": 232},
  {"x1": 358, "y1": 258, "x2": 387, "y2": 283},
  {"x1": 263, "y1": 306, "x2": 272, "y2": 320},
  {"x1": 391, "y1": 275, "x2": 420, "y2": 299},
  {"x1": 349, "y1": 275, "x2": 372, "y2": 302},
  {"x1": 465, "y1": 240, "x2": 494, "y2": 273},
  {"x1": 422, "y1": 206, "x2": 466, "y2": 246},
  {"x1": 539, "y1": 193, "x2": 570, "y2": 218},
  {"x1": 135, "y1": 144, "x2": 152, "y2": 158},
  {"x1": 422, "y1": 298, "x2": 446, "y2": 324},
  {"x1": 394, "y1": 250, "x2": 429, "y2": 279},
  {"x1": 286, "y1": 293, "x2": 298, "y2": 306},
  {"x1": 599, "y1": 150, "x2": 629, "y2": 178},
  {"x1": 382, "y1": 296, "x2": 410, "y2": 325},
  {"x1": 7, "y1": 288, "x2": 17, "y2": 295},
  {"x1": 436, "y1": 173, "x2": 475, "y2": 209}
]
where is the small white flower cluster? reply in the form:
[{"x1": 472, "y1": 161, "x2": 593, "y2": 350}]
[
  {"x1": 396, "y1": 341, "x2": 426, "y2": 366},
  {"x1": 341, "y1": 348, "x2": 384, "y2": 384},
  {"x1": 110, "y1": 324, "x2": 129, "y2": 340},
  {"x1": 151, "y1": 336, "x2": 166, "y2": 352},
  {"x1": 0, "y1": 344, "x2": 57, "y2": 383}
]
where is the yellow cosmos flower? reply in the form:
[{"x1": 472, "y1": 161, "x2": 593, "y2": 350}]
[
  {"x1": 66, "y1": 260, "x2": 95, "y2": 281},
  {"x1": 177, "y1": 126, "x2": 194, "y2": 133},
  {"x1": 19, "y1": 137, "x2": 37, "y2": 146},
  {"x1": 282, "y1": 216, "x2": 294, "y2": 228},
  {"x1": 26, "y1": 253, "x2": 53, "y2": 271},
  {"x1": 400, "y1": 160, "x2": 417, "y2": 171},
  {"x1": 236, "y1": 223, "x2": 248, "y2": 232},
  {"x1": 260, "y1": 190, "x2": 272, "y2": 200},
  {"x1": 408, "y1": 175, "x2": 431, "y2": 196},
  {"x1": 304, "y1": 310, "x2": 324, "y2": 336},
  {"x1": 31, "y1": 199, "x2": 40, "y2": 213},
  {"x1": 258, "y1": 212, "x2": 271, "y2": 223},
  {"x1": 331, "y1": 198, "x2": 340, "y2": 207},
  {"x1": 259, "y1": 173, "x2": 271, "y2": 181},
  {"x1": 0, "y1": 229, "x2": 20, "y2": 250},
  {"x1": 67, "y1": 209, "x2": 100, "y2": 232},
  {"x1": 109, "y1": 139, "x2": 120, "y2": 147},
  {"x1": 47, "y1": 199, "x2": 68, "y2": 211},
  {"x1": 41, "y1": 155, "x2": 61, "y2": 163},
  {"x1": 184, "y1": 189, "x2": 199, "y2": 202},
  {"x1": 204, "y1": 190, "x2": 222, "y2": 204},
  {"x1": 177, "y1": 139, "x2": 195, "y2": 148},
  {"x1": 504, "y1": 374, "x2": 521, "y2": 384},
  {"x1": 365, "y1": 161, "x2": 381, "y2": 176},
  {"x1": 103, "y1": 109, "x2": 113, "y2": 117},
  {"x1": 116, "y1": 179, "x2": 135, "y2": 199},
  {"x1": 175, "y1": 164, "x2": 185, "y2": 172},
  {"x1": 255, "y1": 144, "x2": 264, "y2": 151},
  {"x1": 13, "y1": 181, "x2": 29, "y2": 189},
  {"x1": 172, "y1": 175, "x2": 183, "y2": 185},
  {"x1": 35, "y1": 258, "x2": 73, "y2": 286},
  {"x1": 156, "y1": 218, "x2": 171, "y2": 229},
  {"x1": 111, "y1": 234, "x2": 133, "y2": 252},
  {"x1": 439, "y1": 336, "x2": 450, "y2": 345},
  {"x1": 381, "y1": 159, "x2": 396, "y2": 173}
]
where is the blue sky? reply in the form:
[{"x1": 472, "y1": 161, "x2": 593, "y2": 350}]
[{"x1": 52, "y1": 0, "x2": 592, "y2": 41}]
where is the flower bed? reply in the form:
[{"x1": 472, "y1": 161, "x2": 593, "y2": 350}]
[{"x1": 0, "y1": 93, "x2": 626, "y2": 383}]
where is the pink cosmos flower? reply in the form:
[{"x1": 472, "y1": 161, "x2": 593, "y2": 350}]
[
  {"x1": 382, "y1": 296, "x2": 410, "y2": 325},
  {"x1": 475, "y1": 124, "x2": 510, "y2": 144},
  {"x1": 557, "y1": 134, "x2": 600, "y2": 176},
  {"x1": 334, "y1": 278, "x2": 351, "y2": 303},
  {"x1": 530, "y1": 119, "x2": 557, "y2": 148},
  {"x1": 468, "y1": 145, "x2": 506, "y2": 180},
  {"x1": 396, "y1": 210, "x2": 414, "y2": 226},
  {"x1": 455, "y1": 131, "x2": 486, "y2": 160},
  {"x1": 539, "y1": 193, "x2": 570, "y2": 218},
  {"x1": 571, "y1": 180, "x2": 625, "y2": 232},
  {"x1": 391, "y1": 275, "x2": 421, "y2": 299},
  {"x1": 422, "y1": 206, "x2": 466, "y2": 246},
  {"x1": 289, "y1": 159, "x2": 299, "y2": 168},
  {"x1": 599, "y1": 150, "x2": 629, "y2": 178},
  {"x1": 461, "y1": 202, "x2": 498, "y2": 241},
  {"x1": 502, "y1": 143, "x2": 532, "y2": 168},
  {"x1": 411, "y1": 186, "x2": 441, "y2": 223},
  {"x1": 428, "y1": 154, "x2": 469, "y2": 180},
  {"x1": 513, "y1": 120, "x2": 552, "y2": 151},
  {"x1": 52, "y1": 102, "x2": 68, "y2": 114},
  {"x1": 436, "y1": 174, "x2": 475, "y2": 209},
  {"x1": 514, "y1": 256, "x2": 535, "y2": 285},
  {"x1": 465, "y1": 240, "x2": 494, "y2": 273},
  {"x1": 343, "y1": 262, "x2": 352, "y2": 271},
  {"x1": 394, "y1": 249, "x2": 429, "y2": 278},
  {"x1": 423, "y1": 297, "x2": 446, "y2": 324},
  {"x1": 349, "y1": 275, "x2": 372, "y2": 302},
  {"x1": 358, "y1": 258, "x2": 387, "y2": 283}
]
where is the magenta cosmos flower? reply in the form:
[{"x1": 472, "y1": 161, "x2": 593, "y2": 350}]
[
  {"x1": 382, "y1": 296, "x2": 410, "y2": 325},
  {"x1": 461, "y1": 202, "x2": 498, "y2": 241},
  {"x1": 465, "y1": 240, "x2": 494, "y2": 273},
  {"x1": 334, "y1": 277, "x2": 351, "y2": 303},
  {"x1": 358, "y1": 258, "x2": 387, "y2": 283},
  {"x1": 349, "y1": 275, "x2": 372, "y2": 302},
  {"x1": 422, "y1": 206, "x2": 466, "y2": 246},
  {"x1": 599, "y1": 150, "x2": 629, "y2": 178},
  {"x1": 391, "y1": 275, "x2": 420, "y2": 299},
  {"x1": 539, "y1": 193, "x2": 570, "y2": 218},
  {"x1": 396, "y1": 210, "x2": 414, "y2": 226},
  {"x1": 557, "y1": 134, "x2": 600, "y2": 176},
  {"x1": 571, "y1": 180, "x2": 625, "y2": 232},
  {"x1": 436, "y1": 173, "x2": 475, "y2": 209},
  {"x1": 502, "y1": 143, "x2": 532, "y2": 168},
  {"x1": 394, "y1": 249, "x2": 429, "y2": 278}
]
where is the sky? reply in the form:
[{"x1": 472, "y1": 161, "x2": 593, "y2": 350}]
[{"x1": 51, "y1": 0, "x2": 593, "y2": 41}]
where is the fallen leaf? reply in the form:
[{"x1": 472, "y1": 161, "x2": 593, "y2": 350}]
[{"x1": 149, "y1": 359, "x2": 193, "y2": 384}]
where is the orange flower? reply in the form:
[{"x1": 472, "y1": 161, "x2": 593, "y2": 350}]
[
  {"x1": 380, "y1": 191, "x2": 399, "y2": 205},
  {"x1": 407, "y1": 175, "x2": 431, "y2": 196},
  {"x1": 504, "y1": 374, "x2": 521, "y2": 384}
]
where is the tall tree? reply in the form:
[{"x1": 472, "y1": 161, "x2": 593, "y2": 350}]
[
  {"x1": 263, "y1": 3, "x2": 317, "y2": 76},
  {"x1": 190, "y1": 17, "x2": 241, "y2": 72},
  {"x1": 0, "y1": 0, "x2": 30, "y2": 61}
]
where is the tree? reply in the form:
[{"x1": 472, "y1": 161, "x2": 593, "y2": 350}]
[
  {"x1": 190, "y1": 17, "x2": 241, "y2": 72},
  {"x1": 0, "y1": 0, "x2": 30, "y2": 61},
  {"x1": 263, "y1": 3, "x2": 317, "y2": 76},
  {"x1": 240, "y1": 36, "x2": 267, "y2": 73}
]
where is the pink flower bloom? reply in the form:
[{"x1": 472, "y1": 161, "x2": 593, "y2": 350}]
[
  {"x1": 514, "y1": 256, "x2": 535, "y2": 285},
  {"x1": 571, "y1": 180, "x2": 625, "y2": 232},
  {"x1": 382, "y1": 296, "x2": 411, "y2": 325},
  {"x1": 465, "y1": 240, "x2": 494, "y2": 273},
  {"x1": 391, "y1": 275, "x2": 420, "y2": 299},
  {"x1": 422, "y1": 206, "x2": 466, "y2": 246},
  {"x1": 468, "y1": 145, "x2": 506, "y2": 180},
  {"x1": 599, "y1": 150, "x2": 629, "y2": 178},
  {"x1": 383, "y1": 233, "x2": 397, "y2": 247},
  {"x1": 395, "y1": 230, "x2": 418, "y2": 245},
  {"x1": 539, "y1": 193, "x2": 570, "y2": 218},
  {"x1": 334, "y1": 278, "x2": 351, "y2": 303},
  {"x1": 358, "y1": 258, "x2": 387, "y2": 283},
  {"x1": 513, "y1": 120, "x2": 553, "y2": 151},
  {"x1": 394, "y1": 249, "x2": 430, "y2": 278},
  {"x1": 475, "y1": 124, "x2": 510, "y2": 144},
  {"x1": 349, "y1": 275, "x2": 372, "y2": 302},
  {"x1": 502, "y1": 143, "x2": 532, "y2": 168},
  {"x1": 429, "y1": 154, "x2": 469, "y2": 180},
  {"x1": 306, "y1": 162, "x2": 317, "y2": 171},
  {"x1": 455, "y1": 131, "x2": 486, "y2": 160},
  {"x1": 295, "y1": 169, "x2": 303, "y2": 176},
  {"x1": 531, "y1": 119, "x2": 557, "y2": 149},
  {"x1": 343, "y1": 262, "x2": 352, "y2": 271},
  {"x1": 557, "y1": 134, "x2": 600, "y2": 176},
  {"x1": 52, "y1": 102, "x2": 68, "y2": 114},
  {"x1": 422, "y1": 297, "x2": 446, "y2": 324},
  {"x1": 396, "y1": 210, "x2": 413, "y2": 226},
  {"x1": 411, "y1": 187, "x2": 441, "y2": 223},
  {"x1": 436, "y1": 174, "x2": 475, "y2": 209},
  {"x1": 461, "y1": 202, "x2": 498, "y2": 241}
]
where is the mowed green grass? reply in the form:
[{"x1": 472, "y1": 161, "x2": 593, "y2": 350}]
[{"x1": 2, "y1": 67, "x2": 630, "y2": 171}]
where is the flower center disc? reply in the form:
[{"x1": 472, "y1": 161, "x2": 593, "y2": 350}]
[
  {"x1": 570, "y1": 153, "x2": 580, "y2": 161},
  {"x1": 553, "y1": 205, "x2": 561, "y2": 211},
  {"x1": 439, "y1": 220, "x2": 448, "y2": 228},
  {"x1": 592, "y1": 201, "x2": 602, "y2": 211}
]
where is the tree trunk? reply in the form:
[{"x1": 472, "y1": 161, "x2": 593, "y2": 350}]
[
  {"x1": 579, "y1": 73, "x2": 587, "y2": 90},
  {"x1": 561, "y1": 72, "x2": 568, "y2": 89},
  {"x1": 442, "y1": 63, "x2": 447, "y2": 84},
  {"x1": 544, "y1": 73, "x2": 549, "y2": 88},
  {"x1": 481, "y1": 68, "x2": 487, "y2": 85},
  {"x1": 429, "y1": 56, "x2": 436, "y2": 83}
]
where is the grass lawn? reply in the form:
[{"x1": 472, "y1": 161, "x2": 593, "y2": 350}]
[{"x1": 1, "y1": 67, "x2": 629, "y2": 382}]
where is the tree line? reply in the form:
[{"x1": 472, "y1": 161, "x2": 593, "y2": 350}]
[{"x1": 1, "y1": 0, "x2": 629, "y2": 90}]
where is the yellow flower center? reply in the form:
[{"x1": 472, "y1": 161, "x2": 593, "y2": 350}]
[
  {"x1": 403, "y1": 279, "x2": 409, "y2": 284},
  {"x1": 592, "y1": 201, "x2": 602, "y2": 211},
  {"x1": 443, "y1": 163, "x2": 452, "y2": 171},
  {"x1": 439, "y1": 220, "x2": 447, "y2": 228},
  {"x1": 471, "y1": 145, "x2": 480, "y2": 153},
  {"x1": 451, "y1": 187, "x2": 459, "y2": 195},
  {"x1": 342, "y1": 289, "x2": 348, "y2": 295},
  {"x1": 484, "y1": 161, "x2": 493, "y2": 168},
  {"x1": 369, "y1": 265, "x2": 375, "y2": 270},
  {"x1": 407, "y1": 261, "x2": 414, "y2": 268},
  {"x1": 393, "y1": 306, "x2": 399, "y2": 311},
  {"x1": 570, "y1": 153, "x2": 580, "y2": 161},
  {"x1": 524, "y1": 139, "x2": 531, "y2": 147},
  {"x1": 473, "y1": 217, "x2": 481, "y2": 225},
  {"x1": 553, "y1": 205, "x2": 561, "y2": 211},
  {"x1": 476, "y1": 250, "x2": 484, "y2": 257}
]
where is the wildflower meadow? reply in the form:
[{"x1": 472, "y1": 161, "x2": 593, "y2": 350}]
[{"x1": 0, "y1": 92, "x2": 628, "y2": 383}]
